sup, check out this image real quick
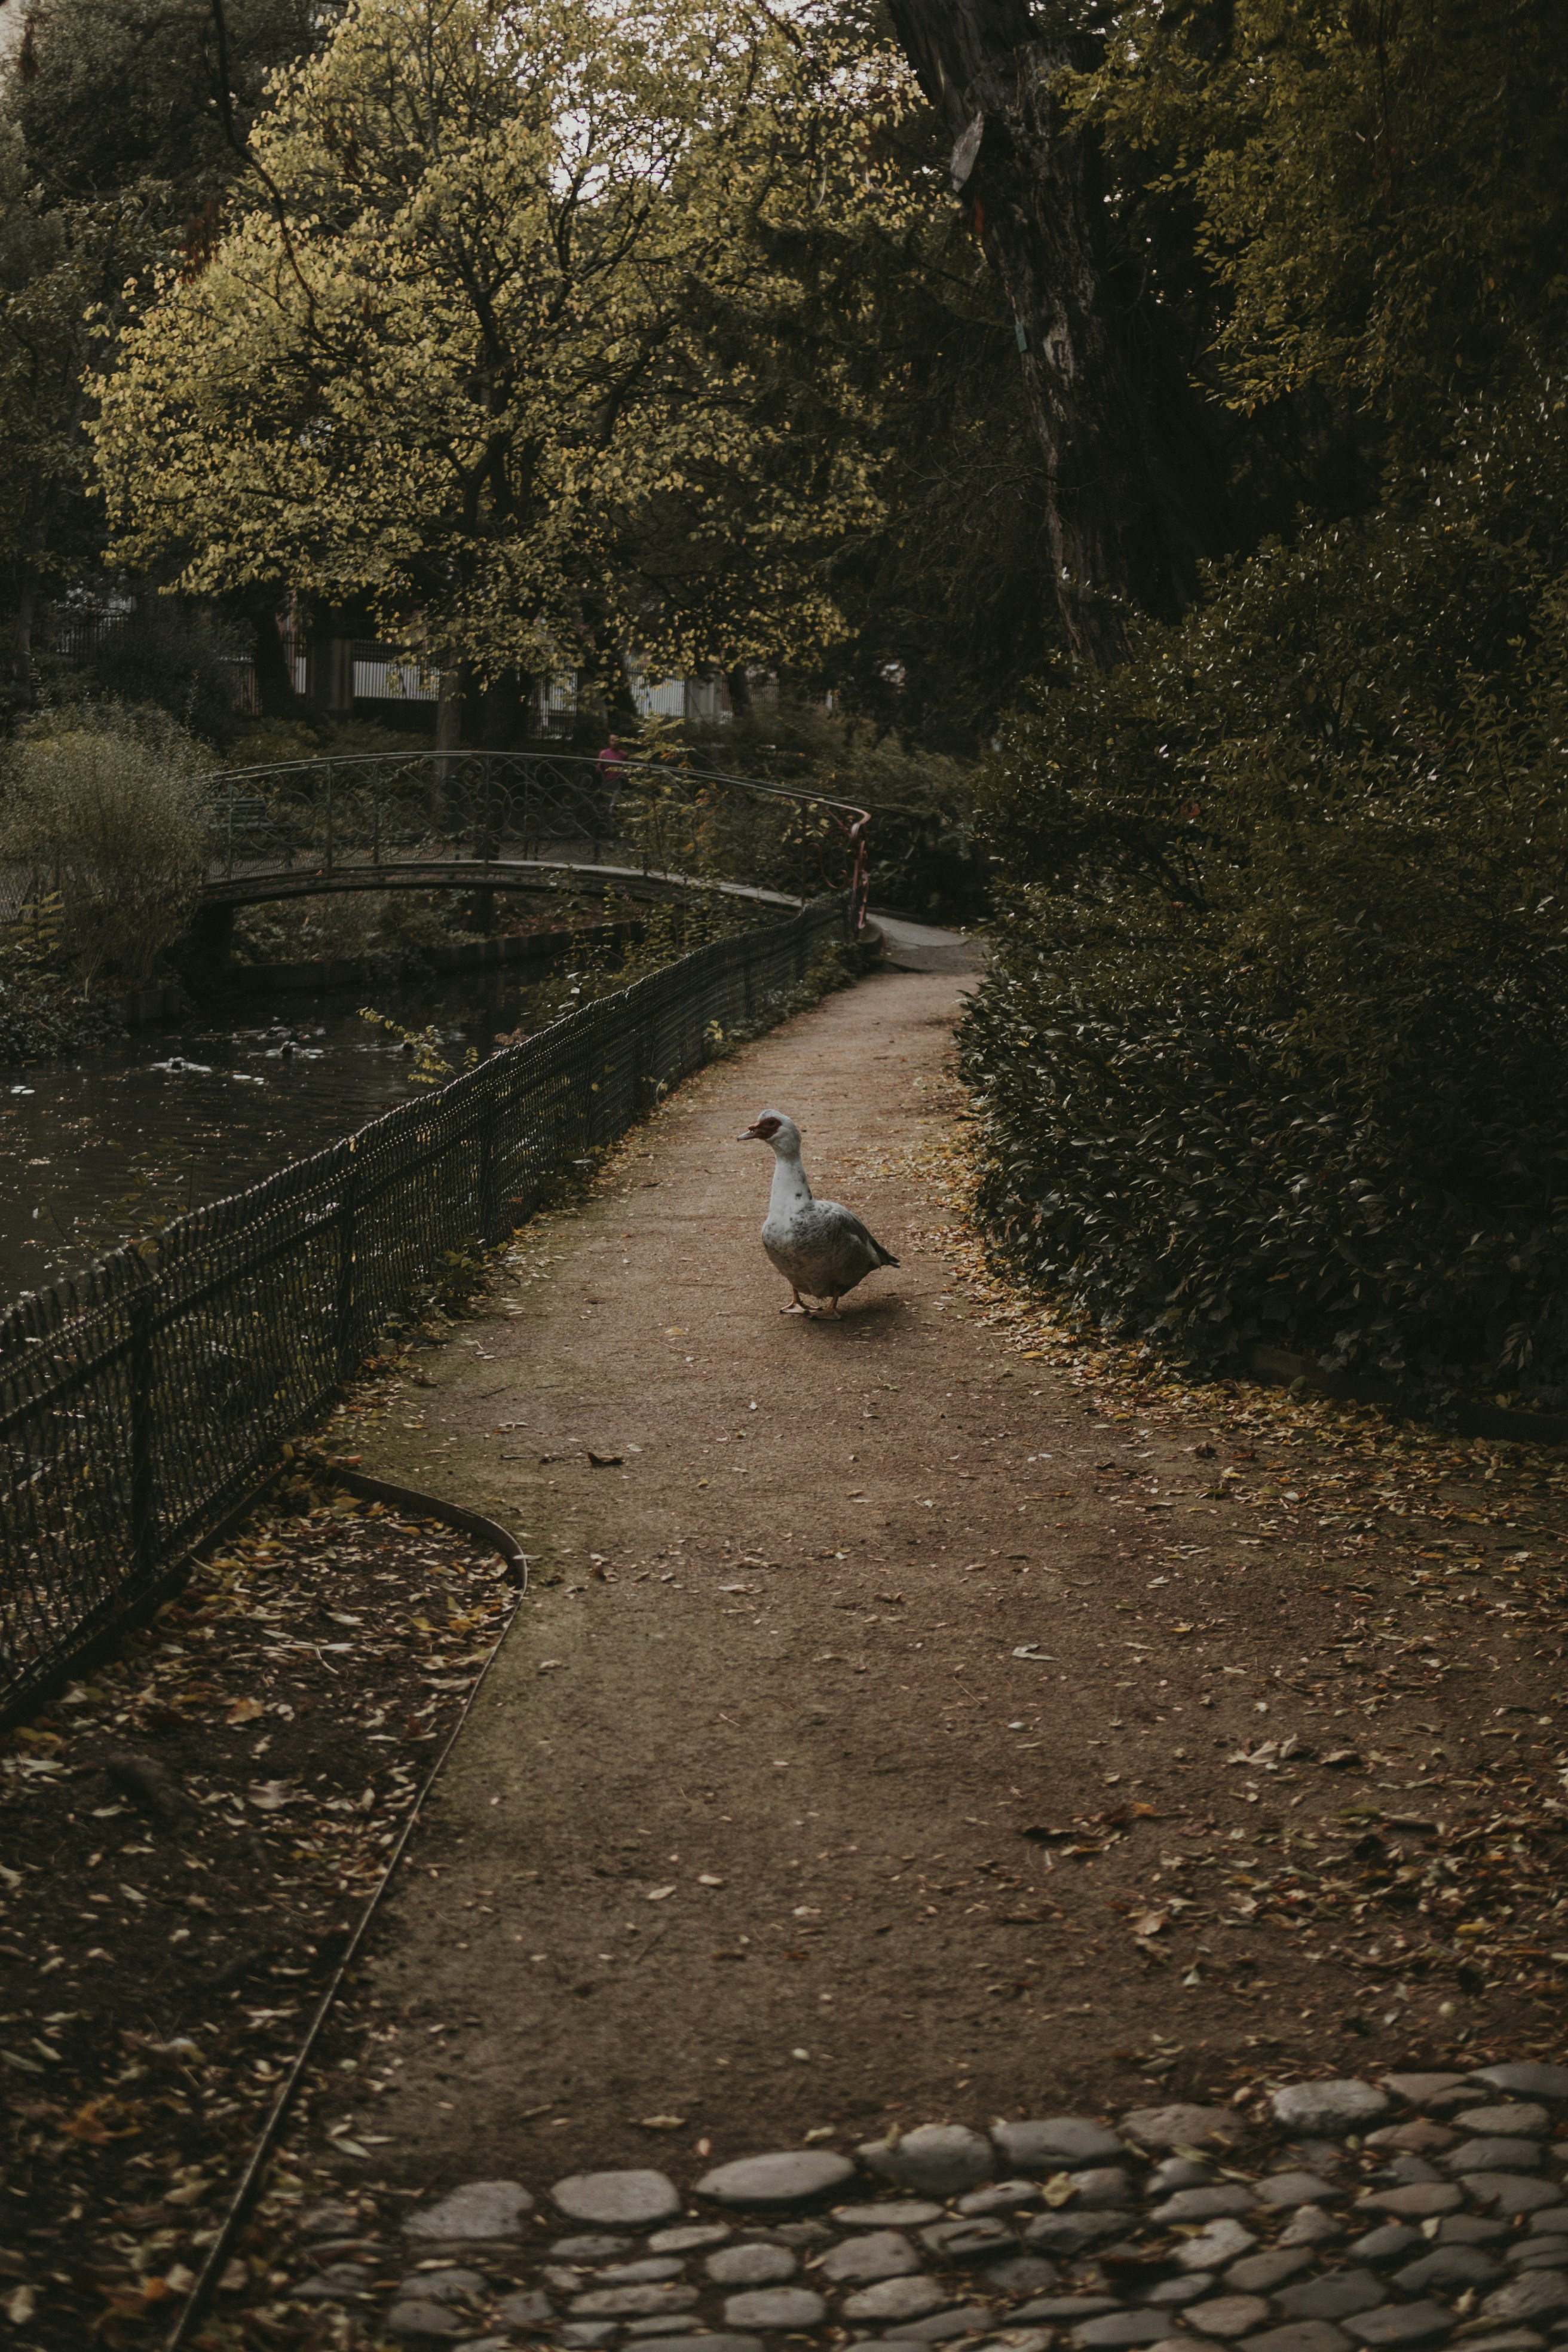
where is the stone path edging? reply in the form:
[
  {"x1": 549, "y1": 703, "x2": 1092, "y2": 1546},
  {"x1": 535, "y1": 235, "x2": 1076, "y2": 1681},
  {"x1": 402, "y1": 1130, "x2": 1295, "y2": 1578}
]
[{"x1": 281, "y1": 2068, "x2": 1568, "y2": 2352}]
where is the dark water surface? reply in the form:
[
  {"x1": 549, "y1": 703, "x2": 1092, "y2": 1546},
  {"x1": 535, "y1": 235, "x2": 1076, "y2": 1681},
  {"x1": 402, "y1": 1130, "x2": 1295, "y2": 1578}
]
[{"x1": 1, "y1": 966, "x2": 555, "y2": 1305}]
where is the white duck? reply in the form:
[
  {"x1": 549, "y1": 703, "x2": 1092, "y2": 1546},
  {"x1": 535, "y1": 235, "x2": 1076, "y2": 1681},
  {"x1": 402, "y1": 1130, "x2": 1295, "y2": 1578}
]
[{"x1": 738, "y1": 1109, "x2": 899, "y2": 1316}]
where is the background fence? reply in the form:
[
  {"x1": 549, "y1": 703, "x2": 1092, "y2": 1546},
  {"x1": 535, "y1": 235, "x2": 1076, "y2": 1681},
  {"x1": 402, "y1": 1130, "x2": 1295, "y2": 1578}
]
[{"x1": 0, "y1": 896, "x2": 848, "y2": 1728}]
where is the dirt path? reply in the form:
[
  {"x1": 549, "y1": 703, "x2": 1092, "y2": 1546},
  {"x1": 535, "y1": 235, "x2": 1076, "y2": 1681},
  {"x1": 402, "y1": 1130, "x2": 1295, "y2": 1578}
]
[{"x1": 343, "y1": 968, "x2": 1567, "y2": 2192}]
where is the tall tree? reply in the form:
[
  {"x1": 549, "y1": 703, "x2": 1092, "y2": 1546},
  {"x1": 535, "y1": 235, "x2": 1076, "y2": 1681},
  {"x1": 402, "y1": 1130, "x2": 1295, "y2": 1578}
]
[
  {"x1": 881, "y1": 0, "x2": 1233, "y2": 663},
  {"x1": 1085, "y1": 0, "x2": 1568, "y2": 471},
  {"x1": 0, "y1": 0, "x2": 326, "y2": 713},
  {"x1": 91, "y1": 0, "x2": 921, "y2": 721}
]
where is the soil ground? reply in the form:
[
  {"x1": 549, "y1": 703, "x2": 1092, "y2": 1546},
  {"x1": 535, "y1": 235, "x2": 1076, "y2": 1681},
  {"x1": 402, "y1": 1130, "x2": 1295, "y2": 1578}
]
[
  {"x1": 0, "y1": 1474, "x2": 513, "y2": 2350},
  {"x1": 320, "y1": 967, "x2": 1568, "y2": 2194}
]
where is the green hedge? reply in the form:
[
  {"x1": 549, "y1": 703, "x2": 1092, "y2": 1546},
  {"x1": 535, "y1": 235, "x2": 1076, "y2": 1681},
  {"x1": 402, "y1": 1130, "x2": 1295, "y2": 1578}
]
[{"x1": 962, "y1": 388, "x2": 1568, "y2": 1407}]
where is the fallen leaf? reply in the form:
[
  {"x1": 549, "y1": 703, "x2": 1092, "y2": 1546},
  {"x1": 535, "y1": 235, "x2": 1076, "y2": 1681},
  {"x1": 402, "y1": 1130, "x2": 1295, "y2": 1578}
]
[
  {"x1": 638, "y1": 2114, "x2": 685, "y2": 2130},
  {"x1": 587, "y1": 1451, "x2": 623, "y2": 1468},
  {"x1": 225, "y1": 1698, "x2": 265, "y2": 1725},
  {"x1": 1042, "y1": 2172, "x2": 1076, "y2": 2207},
  {"x1": 647, "y1": 1885, "x2": 676, "y2": 1901},
  {"x1": 5, "y1": 2286, "x2": 35, "y2": 2326},
  {"x1": 1132, "y1": 1910, "x2": 1169, "y2": 1937},
  {"x1": 59, "y1": 2098, "x2": 126, "y2": 2144}
]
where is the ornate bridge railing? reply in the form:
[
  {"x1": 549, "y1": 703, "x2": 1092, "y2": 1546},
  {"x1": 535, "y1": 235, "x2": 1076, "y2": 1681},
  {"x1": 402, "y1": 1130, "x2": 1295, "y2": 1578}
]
[
  {"x1": 0, "y1": 894, "x2": 849, "y2": 1731},
  {"x1": 201, "y1": 751, "x2": 872, "y2": 926}
]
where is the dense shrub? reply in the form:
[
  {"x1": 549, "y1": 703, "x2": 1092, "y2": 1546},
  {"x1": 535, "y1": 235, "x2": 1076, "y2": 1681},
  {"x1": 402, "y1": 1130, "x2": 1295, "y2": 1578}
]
[
  {"x1": 0, "y1": 703, "x2": 209, "y2": 985},
  {"x1": 0, "y1": 896, "x2": 124, "y2": 1064},
  {"x1": 963, "y1": 388, "x2": 1568, "y2": 1405},
  {"x1": 66, "y1": 601, "x2": 250, "y2": 748}
]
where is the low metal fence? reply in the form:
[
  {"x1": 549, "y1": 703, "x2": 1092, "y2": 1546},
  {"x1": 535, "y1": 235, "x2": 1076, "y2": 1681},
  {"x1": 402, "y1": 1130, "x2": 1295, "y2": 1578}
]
[{"x1": 0, "y1": 895, "x2": 848, "y2": 1728}]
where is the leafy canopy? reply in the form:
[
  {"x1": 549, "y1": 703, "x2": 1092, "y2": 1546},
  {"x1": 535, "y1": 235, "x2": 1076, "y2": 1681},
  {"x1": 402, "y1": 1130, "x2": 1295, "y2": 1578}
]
[
  {"x1": 91, "y1": 0, "x2": 926, "y2": 688},
  {"x1": 1078, "y1": 0, "x2": 1568, "y2": 460}
]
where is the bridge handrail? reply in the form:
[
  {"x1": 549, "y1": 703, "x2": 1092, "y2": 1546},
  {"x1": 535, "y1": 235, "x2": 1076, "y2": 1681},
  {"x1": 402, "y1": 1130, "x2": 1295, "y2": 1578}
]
[
  {"x1": 196, "y1": 751, "x2": 875, "y2": 925},
  {"x1": 199, "y1": 752, "x2": 872, "y2": 823}
]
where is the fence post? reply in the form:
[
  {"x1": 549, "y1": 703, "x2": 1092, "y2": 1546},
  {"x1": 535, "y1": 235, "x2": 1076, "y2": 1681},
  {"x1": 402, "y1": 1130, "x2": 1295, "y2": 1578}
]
[
  {"x1": 478, "y1": 1079, "x2": 500, "y2": 1245},
  {"x1": 128, "y1": 1285, "x2": 157, "y2": 1585},
  {"x1": 335, "y1": 1146, "x2": 360, "y2": 1381}
]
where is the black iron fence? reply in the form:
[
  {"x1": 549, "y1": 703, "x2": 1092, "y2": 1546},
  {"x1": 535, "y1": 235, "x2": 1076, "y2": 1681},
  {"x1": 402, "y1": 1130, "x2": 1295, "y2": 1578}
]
[{"x1": 0, "y1": 896, "x2": 848, "y2": 1728}]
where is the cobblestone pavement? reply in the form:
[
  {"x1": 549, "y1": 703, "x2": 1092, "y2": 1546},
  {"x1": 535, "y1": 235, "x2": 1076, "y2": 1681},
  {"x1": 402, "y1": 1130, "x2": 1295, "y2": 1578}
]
[{"x1": 281, "y1": 2068, "x2": 1568, "y2": 2352}]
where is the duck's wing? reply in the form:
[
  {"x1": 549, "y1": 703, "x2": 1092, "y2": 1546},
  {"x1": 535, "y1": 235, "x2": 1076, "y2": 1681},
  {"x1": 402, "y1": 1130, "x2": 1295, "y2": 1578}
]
[{"x1": 820, "y1": 1200, "x2": 899, "y2": 1268}]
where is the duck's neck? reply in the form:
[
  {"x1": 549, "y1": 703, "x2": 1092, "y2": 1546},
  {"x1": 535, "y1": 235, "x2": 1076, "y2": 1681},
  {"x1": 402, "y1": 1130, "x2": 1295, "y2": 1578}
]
[{"x1": 768, "y1": 1145, "x2": 813, "y2": 1217}]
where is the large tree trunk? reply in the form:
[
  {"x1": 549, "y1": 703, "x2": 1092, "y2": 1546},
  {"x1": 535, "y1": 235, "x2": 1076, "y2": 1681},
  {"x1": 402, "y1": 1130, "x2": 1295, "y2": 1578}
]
[
  {"x1": 236, "y1": 587, "x2": 298, "y2": 715},
  {"x1": 885, "y1": 0, "x2": 1230, "y2": 663}
]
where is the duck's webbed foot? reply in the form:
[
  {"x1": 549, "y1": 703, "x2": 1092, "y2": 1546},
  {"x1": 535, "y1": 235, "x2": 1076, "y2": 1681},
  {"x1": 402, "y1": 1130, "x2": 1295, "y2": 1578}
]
[{"x1": 780, "y1": 1288, "x2": 813, "y2": 1315}]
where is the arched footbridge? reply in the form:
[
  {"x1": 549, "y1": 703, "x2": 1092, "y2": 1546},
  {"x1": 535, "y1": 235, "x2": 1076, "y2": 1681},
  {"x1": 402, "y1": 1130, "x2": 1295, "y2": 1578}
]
[{"x1": 189, "y1": 750, "x2": 872, "y2": 969}]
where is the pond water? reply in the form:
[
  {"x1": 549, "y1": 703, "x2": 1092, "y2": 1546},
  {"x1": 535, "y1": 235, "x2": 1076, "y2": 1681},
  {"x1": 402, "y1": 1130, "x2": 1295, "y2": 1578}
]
[{"x1": 1, "y1": 964, "x2": 562, "y2": 1307}]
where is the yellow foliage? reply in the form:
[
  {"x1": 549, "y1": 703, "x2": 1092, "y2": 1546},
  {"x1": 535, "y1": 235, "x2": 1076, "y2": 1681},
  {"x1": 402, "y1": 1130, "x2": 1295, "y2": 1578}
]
[{"x1": 90, "y1": 0, "x2": 929, "y2": 687}]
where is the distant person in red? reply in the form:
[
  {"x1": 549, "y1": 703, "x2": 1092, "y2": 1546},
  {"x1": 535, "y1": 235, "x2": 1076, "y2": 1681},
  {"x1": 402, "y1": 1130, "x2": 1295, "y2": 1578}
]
[
  {"x1": 596, "y1": 732, "x2": 627, "y2": 786},
  {"x1": 593, "y1": 731, "x2": 628, "y2": 832}
]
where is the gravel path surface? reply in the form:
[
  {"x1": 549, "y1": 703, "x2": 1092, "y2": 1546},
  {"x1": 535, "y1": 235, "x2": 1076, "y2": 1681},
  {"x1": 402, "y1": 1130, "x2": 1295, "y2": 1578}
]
[{"x1": 326, "y1": 969, "x2": 1567, "y2": 2200}]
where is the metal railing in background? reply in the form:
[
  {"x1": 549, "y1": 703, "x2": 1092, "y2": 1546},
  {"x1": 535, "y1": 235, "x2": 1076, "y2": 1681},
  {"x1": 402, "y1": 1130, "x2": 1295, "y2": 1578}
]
[
  {"x1": 0, "y1": 895, "x2": 849, "y2": 1730},
  {"x1": 200, "y1": 750, "x2": 872, "y2": 928}
]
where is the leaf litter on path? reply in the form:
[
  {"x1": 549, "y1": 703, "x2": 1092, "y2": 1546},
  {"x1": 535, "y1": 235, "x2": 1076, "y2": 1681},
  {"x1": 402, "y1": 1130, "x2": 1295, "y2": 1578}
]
[{"x1": 874, "y1": 1073, "x2": 1568, "y2": 2078}]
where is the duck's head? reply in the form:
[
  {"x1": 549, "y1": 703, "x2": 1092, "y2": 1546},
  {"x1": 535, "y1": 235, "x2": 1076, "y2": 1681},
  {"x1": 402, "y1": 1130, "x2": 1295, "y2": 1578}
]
[{"x1": 737, "y1": 1108, "x2": 801, "y2": 1154}]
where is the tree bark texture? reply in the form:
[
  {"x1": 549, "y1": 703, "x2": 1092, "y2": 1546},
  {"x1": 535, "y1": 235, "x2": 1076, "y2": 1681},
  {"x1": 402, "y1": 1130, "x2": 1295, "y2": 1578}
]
[
  {"x1": 885, "y1": 0, "x2": 1230, "y2": 663},
  {"x1": 238, "y1": 587, "x2": 299, "y2": 715}
]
